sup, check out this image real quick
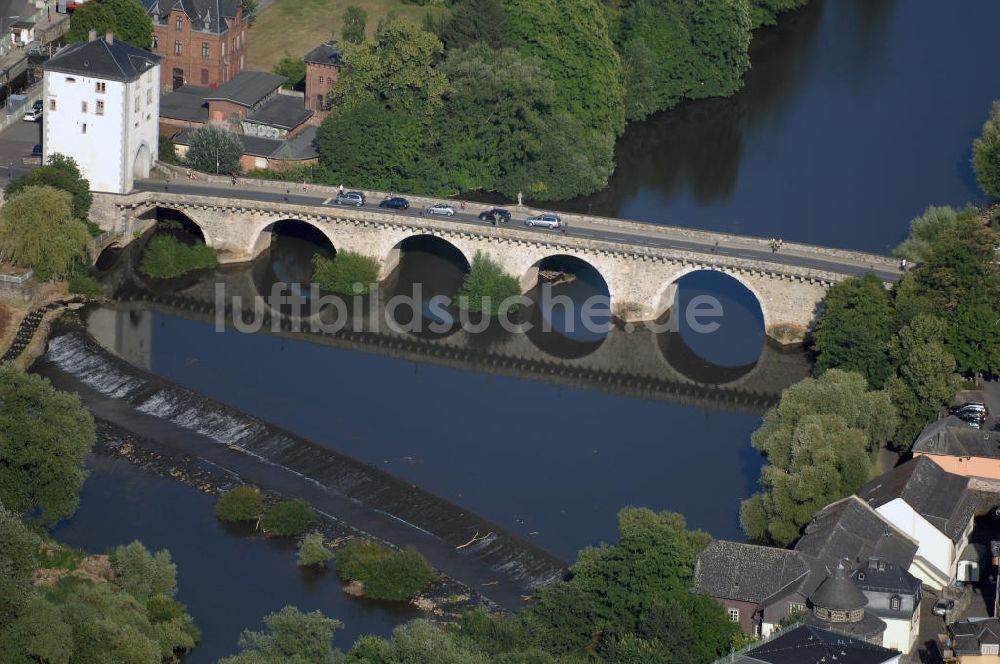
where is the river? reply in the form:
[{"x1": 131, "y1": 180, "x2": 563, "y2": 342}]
[
  {"x1": 41, "y1": 0, "x2": 1000, "y2": 658},
  {"x1": 557, "y1": 0, "x2": 1000, "y2": 254}
]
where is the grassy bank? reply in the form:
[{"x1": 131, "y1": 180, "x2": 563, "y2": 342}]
[
  {"x1": 139, "y1": 235, "x2": 218, "y2": 279},
  {"x1": 248, "y1": 0, "x2": 449, "y2": 71},
  {"x1": 312, "y1": 251, "x2": 379, "y2": 295}
]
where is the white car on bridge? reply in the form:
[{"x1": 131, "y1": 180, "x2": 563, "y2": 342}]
[
  {"x1": 525, "y1": 214, "x2": 562, "y2": 229},
  {"x1": 426, "y1": 203, "x2": 456, "y2": 217}
]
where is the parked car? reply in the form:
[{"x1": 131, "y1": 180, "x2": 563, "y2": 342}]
[
  {"x1": 932, "y1": 598, "x2": 955, "y2": 617},
  {"x1": 23, "y1": 107, "x2": 42, "y2": 122},
  {"x1": 479, "y1": 208, "x2": 511, "y2": 223},
  {"x1": 426, "y1": 203, "x2": 456, "y2": 217},
  {"x1": 31, "y1": 99, "x2": 42, "y2": 112},
  {"x1": 30, "y1": 144, "x2": 41, "y2": 157},
  {"x1": 334, "y1": 191, "x2": 365, "y2": 207},
  {"x1": 525, "y1": 213, "x2": 562, "y2": 229},
  {"x1": 379, "y1": 197, "x2": 410, "y2": 210},
  {"x1": 951, "y1": 403, "x2": 988, "y2": 418}
]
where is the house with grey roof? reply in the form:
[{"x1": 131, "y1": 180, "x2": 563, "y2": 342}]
[
  {"x1": 851, "y1": 556, "x2": 922, "y2": 653},
  {"x1": 913, "y1": 415, "x2": 1000, "y2": 481},
  {"x1": 947, "y1": 618, "x2": 1000, "y2": 660},
  {"x1": 715, "y1": 624, "x2": 901, "y2": 664},
  {"x1": 303, "y1": 40, "x2": 341, "y2": 119},
  {"x1": 857, "y1": 456, "x2": 977, "y2": 590}
]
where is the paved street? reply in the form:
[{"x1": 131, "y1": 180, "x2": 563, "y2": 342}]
[
  {"x1": 0, "y1": 117, "x2": 41, "y2": 182},
  {"x1": 134, "y1": 178, "x2": 905, "y2": 283}
]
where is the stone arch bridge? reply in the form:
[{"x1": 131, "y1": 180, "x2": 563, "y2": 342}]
[{"x1": 91, "y1": 184, "x2": 901, "y2": 342}]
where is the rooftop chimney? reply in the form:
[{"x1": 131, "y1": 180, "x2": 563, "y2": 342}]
[
  {"x1": 105, "y1": 31, "x2": 113, "y2": 45},
  {"x1": 88, "y1": 29, "x2": 96, "y2": 41}
]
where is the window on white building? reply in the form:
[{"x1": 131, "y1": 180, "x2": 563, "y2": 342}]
[
  {"x1": 134, "y1": 97, "x2": 140, "y2": 112},
  {"x1": 95, "y1": 81, "x2": 105, "y2": 93},
  {"x1": 983, "y1": 645, "x2": 1000, "y2": 656},
  {"x1": 890, "y1": 596, "x2": 901, "y2": 611},
  {"x1": 81, "y1": 123, "x2": 86, "y2": 134},
  {"x1": 96, "y1": 100, "x2": 104, "y2": 115},
  {"x1": 48, "y1": 98, "x2": 56, "y2": 111},
  {"x1": 65, "y1": 76, "x2": 75, "y2": 83},
  {"x1": 146, "y1": 89, "x2": 152, "y2": 104},
  {"x1": 81, "y1": 101, "x2": 88, "y2": 113},
  {"x1": 728, "y1": 609, "x2": 739, "y2": 623}
]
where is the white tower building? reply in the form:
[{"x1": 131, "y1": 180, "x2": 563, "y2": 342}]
[{"x1": 42, "y1": 31, "x2": 162, "y2": 194}]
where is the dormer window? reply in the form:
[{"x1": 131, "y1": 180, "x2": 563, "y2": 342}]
[{"x1": 890, "y1": 595, "x2": 901, "y2": 611}]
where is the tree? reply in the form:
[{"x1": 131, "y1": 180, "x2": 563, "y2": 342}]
[
  {"x1": 459, "y1": 252, "x2": 521, "y2": 314},
  {"x1": 973, "y1": 100, "x2": 1000, "y2": 198},
  {"x1": 219, "y1": 606, "x2": 341, "y2": 664},
  {"x1": 215, "y1": 485, "x2": 265, "y2": 522},
  {"x1": 331, "y1": 16, "x2": 447, "y2": 118},
  {"x1": 185, "y1": 124, "x2": 243, "y2": 175},
  {"x1": 297, "y1": 533, "x2": 333, "y2": 567},
  {"x1": 0, "y1": 504, "x2": 39, "y2": 623},
  {"x1": 811, "y1": 273, "x2": 895, "y2": 388},
  {"x1": 748, "y1": 0, "x2": 809, "y2": 27},
  {"x1": 65, "y1": 0, "x2": 153, "y2": 49},
  {"x1": 503, "y1": 0, "x2": 625, "y2": 137},
  {"x1": 892, "y1": 205, "x2": 978, "y2": 264},
  {"x1": 886, "y1": 315, "x2": 962, "y2": 449},
  {"x1": 741, "y1": 370, "x2": 896, "y2": 545},
  {"x1": 261, "y1": 500, "x2": 315, "y2": 536},
  {"x1": 0, "y1": 365, "x2": 95, "y2": 524},
  {"x1": 335, "y1": 539, "x2": 436, "y2": 600},
  {"x1": 6, "y1": 153, "x2": 92, "y2": 220},
  {"x1": 242, "y1": 0, "x2": 259, "y2": 26},
  {"x1": 273, "y1": 53, "x2": 306, "y2": 91},
  {"x1": 0, "y1": 186, "x2": 92, "y2": 280},
  {"x1": 111, "y1": 541, "x2": 178, "y2": 603},
  {"x1": 342, "y1": 5, "x2": 367, "y2": 44},
  {"x1": 434, "y1": 0, "x2": 509, "y2": 51}
]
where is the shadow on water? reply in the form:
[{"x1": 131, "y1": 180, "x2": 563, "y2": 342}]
[{"x1": 522, "y1": 255, "x2": 610, "y2": 359}]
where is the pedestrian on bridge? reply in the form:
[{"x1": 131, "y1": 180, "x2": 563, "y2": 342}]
[{"x1": 339, "y1": 184, "x2": 344, "y2": 195}]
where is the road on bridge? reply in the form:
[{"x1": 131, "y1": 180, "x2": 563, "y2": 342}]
[{"x1": 134, "y1": 178, "x2": 904, "y2": 283}]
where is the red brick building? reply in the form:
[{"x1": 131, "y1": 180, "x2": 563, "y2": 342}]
[
  {"x1": 302, "y1": 40, "x2": 341, "y2": 122},
  {"x1": 142, "y1": 0, "x2": 247, "y2": 91}
]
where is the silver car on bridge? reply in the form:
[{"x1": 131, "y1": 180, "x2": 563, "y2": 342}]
[{"x1": 525, "y1": 213, "x2": 562, "y2": 229}]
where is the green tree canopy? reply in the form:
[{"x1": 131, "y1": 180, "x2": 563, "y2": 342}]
[
  {"x1": 6, "y1": 153, "x2": 92, "y2": 220},
  {"x1": 886, "y1": 314, "x2": 962, "y2": 449},
  {"x1": 274, "y1": 53, "x2": 306, "y2": 91},
  {"x1": 892, "y1": 205, "x2": 978, "y2": 263},
  {"x1": 0, "y1": 185, "x2": 92, "y2": 280},
  {"x1": 219, "y1": 606, "x2": 342, "y2": 664},
  {"x1": 111, "y1": 541, "x2": 178, "y2": 603},
  {"x1": 434, "y1": 0, "x2": 509, "y2": 51},
  {"x1": 331, "y1": 16, "x2": 446, "y2": 118},
  {"x1": 748, "y1": 0, "x2": 809, "y2": 27},
  {"x1": 502, "y1": 0, "x2": 625, "y2": 137},
  {"x1": 0, "y1": 503, "x2": 39, "y2": 623},
  {"x1": 342, "y1": 5, "x2": 367, "y2": 44},
  {"x1": 973, "y1": 100, "x2": 1000, "y2": 198},
  {"x1": 0, "y1": 365, "x2": 96, "y2": 524},
  {"x1": 185, "y1": 124, "x2": 244, "y2": 175},
  {"x1": 296, "y1": 533, "x2": 333, "y2": 567},
  {"x1": 65, "y1": 0, "x2": 154, "y2": 49},
  {"x1": 741, "y1": 370, "x2": 896, "y2": 545},
  {"x1": 812, "y1": 272, "x2": 896, "y2": 388}
]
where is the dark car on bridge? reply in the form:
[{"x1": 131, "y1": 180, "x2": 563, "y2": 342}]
[
  {"x1": 379, "y1": 197, "x2": 410, "y2": 210},
  {"x1": 479, "y1": 208, "x2": 511, "y2": 223}
]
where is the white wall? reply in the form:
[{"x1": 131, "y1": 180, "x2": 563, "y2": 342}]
[
  {"x1": 877, "y1": 498, "x2": 956, "y2": 589},
  {"x1": 43, "y1": 61, "x2": 160, "y2": 194}
]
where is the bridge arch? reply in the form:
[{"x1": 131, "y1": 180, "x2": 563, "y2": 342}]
[
  {"x1": 648, "y1": 266, "x2": 769, "y2": 334},
  {"x1": 250, "y1": 217, "x2": 336, "y2": 258},
  {"x1": 134, "y1": 205, "x2": 210, "y2": 245},
  {"x1": 384, "y1": 234, "x2": 472, "y2": 278}
]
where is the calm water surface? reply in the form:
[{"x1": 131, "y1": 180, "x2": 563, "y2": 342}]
[{"x1": 558, "y1": 0, "x2": 1000, "y2": 253}]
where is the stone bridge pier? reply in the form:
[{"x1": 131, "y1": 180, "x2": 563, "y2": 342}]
[{"x1": 92, "y1": 191, "x2": 865, "y2": 343}]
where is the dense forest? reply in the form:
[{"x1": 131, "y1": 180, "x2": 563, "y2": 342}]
[{"x1": 261, "y1": 0, "x2": 809, "y2": 201}]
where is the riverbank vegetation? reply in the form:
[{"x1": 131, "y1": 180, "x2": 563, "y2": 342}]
[
  {"x1": 140, "y1": 234, "x2": 219, "y2": 279},
  {"x1": 261, "y1": 499, "x2": 315, "y2": 536},
  {"x1": 312, "y1": 251, "x2": 380, "y2": 294},
  {"x1": 252, "y1": 0, "x2": 810, "y2": 202},
  {"x1": 215, "y1": 485, "x2": 265, "y2": 523},
  {"x1": 739, "y1": 370, "x2": 896, "y2": 546},
  {"x1": 297, "y1": 533, "x2": 333, "y2": 567},
  {"x1": 458, "y1": 252, "x2": 521, "y2": 314},
  {"x1": 0, "y1": 185, "x2": 92, "y2": 281},
  {"x1": 335, "y1": 539, "x2": 435, "y2": 601},
  {"x1": 973, "y1": 100, "x2": 1000, "y2": 198}
]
